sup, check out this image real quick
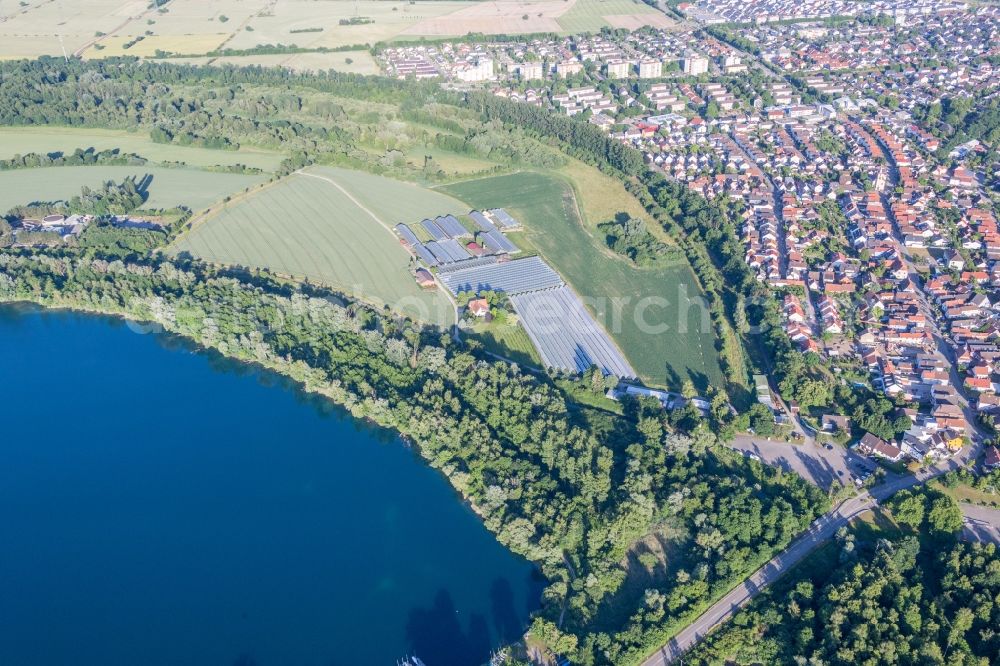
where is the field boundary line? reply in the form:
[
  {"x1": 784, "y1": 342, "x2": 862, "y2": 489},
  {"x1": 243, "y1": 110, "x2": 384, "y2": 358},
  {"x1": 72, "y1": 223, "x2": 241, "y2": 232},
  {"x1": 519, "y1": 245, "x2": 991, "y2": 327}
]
[
  {"x1": 168, "y1": 176, "x2": 286, "y2": 249},
  {"x1": 296, "y1": 169, "x2": 399, "y2": 240},
  {"x1": 298, "y1": 168, "x2": 460, "y2": 326}
]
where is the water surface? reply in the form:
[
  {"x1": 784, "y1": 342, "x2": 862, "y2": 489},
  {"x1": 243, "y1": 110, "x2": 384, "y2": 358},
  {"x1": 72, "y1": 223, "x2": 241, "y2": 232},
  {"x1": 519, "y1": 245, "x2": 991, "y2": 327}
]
[{"x1": 0, "y1": 305, "x2": 542, "y2": 666}]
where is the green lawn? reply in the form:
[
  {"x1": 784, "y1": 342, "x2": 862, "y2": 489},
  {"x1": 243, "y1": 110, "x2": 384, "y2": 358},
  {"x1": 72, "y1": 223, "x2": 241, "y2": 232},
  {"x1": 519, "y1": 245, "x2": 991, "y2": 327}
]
[
  {"x1": 556, "y1": 0, "x2": 665, "y2": 33},
  {"x1": 440, "y1": 172, "x2": 725, "y2": 391},
  {"x1": 0, "y1": 127, "x2": 285, "y2": 172},
  {"x1": 467, "y1": 317, "x2": 542, "y2": 368},
  {"x1": 171, "y1": 168, "x2": 457, "y2": 326},
  {"x1": 0, "y1": 166, "x2": 265, "y2": 213}
]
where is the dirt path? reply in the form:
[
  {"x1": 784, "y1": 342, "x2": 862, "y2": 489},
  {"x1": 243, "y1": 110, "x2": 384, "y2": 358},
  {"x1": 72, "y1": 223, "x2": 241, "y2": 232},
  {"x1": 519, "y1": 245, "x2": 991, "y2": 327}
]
[
  {"x1": 72, "y1": 0, "x2": 155, "y2": 57},
  {"x1": 297, "y1": 169, "x2": 459, "y2": 325}
]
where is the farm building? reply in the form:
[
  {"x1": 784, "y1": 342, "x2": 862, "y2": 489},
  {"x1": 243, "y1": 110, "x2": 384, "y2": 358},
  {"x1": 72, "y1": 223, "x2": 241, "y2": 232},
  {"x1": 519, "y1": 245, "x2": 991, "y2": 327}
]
[
  {"x1": 511, "y1": 286, "x2": 636, "y2": 378},
  {"x1": 486, "y1": 208, "x2": 521, "y2": 230},
  {"x1": 420, "y1": 218, "x2": 449, "y2": 241},
  {"x1": 469, "y1": 210, "x2": 498, "y2": 233},
  {"x1": 481, "y1": 230, "x2": 519, "y2": 254},
  {"x1": 414, "y1": 268, "x2": 436, "y2": 289},
  {"x1": 435, "y1": 214, "x2": 469, "y2": 238},
  {"x1": 439, "y1": 256, "x2": 563, "y2": 295},
  {"x1": 411, "y1": 242, "x2": 440, "y2": 266},
  {"x1": 394, "y1": 223, "x2": 420, "y2": 246}
]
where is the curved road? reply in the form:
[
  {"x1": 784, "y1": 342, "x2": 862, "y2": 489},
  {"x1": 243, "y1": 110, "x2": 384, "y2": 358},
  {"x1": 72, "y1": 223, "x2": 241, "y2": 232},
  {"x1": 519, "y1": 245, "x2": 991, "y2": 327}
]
[{"x1": 641, "y1": 450, "x2": 981, "y2": 665}]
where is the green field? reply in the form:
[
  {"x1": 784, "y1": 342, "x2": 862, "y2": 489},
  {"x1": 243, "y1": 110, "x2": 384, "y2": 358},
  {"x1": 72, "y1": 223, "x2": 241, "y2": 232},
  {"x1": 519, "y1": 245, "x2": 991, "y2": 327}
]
[
  {"x1": 556, "y1": 0, "x2": 668, "y2": 33},
  {"x1": 440, "y1": 172, "x2": 724, "y2": 391},
  {"x1": 307, "y1": 166, "x2": 467, "y2": 222},
  {"x1": 0, "y1": 127, "x2": 285, "y2": 172},
  {"x1": 0, "y1": 166, "x2": 265, "y2": 213},
  {"x1": 468, "y1": 318, "x2": 542, "y2": 368},
  {"x1": 171, "y1": 167, "x2": 463, "y2": 326}
]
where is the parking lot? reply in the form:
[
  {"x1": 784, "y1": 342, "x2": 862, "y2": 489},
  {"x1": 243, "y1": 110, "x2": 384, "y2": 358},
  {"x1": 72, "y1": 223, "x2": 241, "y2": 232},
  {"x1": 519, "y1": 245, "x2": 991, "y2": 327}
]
[
  {"x1": 730, "y1": 435, "x2": 879, "y2": 491},
  {"x1": 961, "y1": 504, "x2": 1000, "y2": 545}
]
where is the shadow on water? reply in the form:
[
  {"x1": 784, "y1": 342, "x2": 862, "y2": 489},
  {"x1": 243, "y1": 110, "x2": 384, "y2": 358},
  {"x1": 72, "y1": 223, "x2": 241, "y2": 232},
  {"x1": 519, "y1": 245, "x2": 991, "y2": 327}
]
[
  {"x1": 490, "y1": 578, "x2": 521, "y2": 645},
  {"x1": 406, "y1": 589, "x2": 492, "y2": 666}
]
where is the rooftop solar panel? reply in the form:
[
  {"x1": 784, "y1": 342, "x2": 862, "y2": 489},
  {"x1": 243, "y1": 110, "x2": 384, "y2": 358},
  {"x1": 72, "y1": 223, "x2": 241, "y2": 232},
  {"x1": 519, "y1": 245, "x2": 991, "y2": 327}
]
[
  {"x1": 469, "y1": 210, "x2": 497, "y2": 233},
  {"x1": 511, "y1": 287, "x2": 636, "y2": 378},
  {"x1": 412, "y1": 242, "x2": 439, "y2": 266},
  {"x1": 420, "y1": 218, "x2": 448, "y2": 241},
  {"x1": 482, "y1": 230, "x2": 519, "y2": 254},
  {"x1": 436, "y1": 215, "x2": 469, "y2": 238},
  {"x1": 488, "y1": 208, "x2": 520, "y2": 229},
  {"x1": 436, "y1": 238, "x2": 472, "y2": 263},
  {"x1": 439, "y1": 256, "x2": 563, "y2": 295},
  {"x1": 395, "y1": 224, "x2": 420, "y2": 246}
]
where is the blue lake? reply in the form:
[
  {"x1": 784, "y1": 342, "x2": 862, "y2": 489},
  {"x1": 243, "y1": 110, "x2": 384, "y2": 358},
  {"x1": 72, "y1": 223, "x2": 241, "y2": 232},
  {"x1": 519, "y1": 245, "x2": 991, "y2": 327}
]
[{"x1": 0, "y1": 305, "x2": 542, "y2": 666}]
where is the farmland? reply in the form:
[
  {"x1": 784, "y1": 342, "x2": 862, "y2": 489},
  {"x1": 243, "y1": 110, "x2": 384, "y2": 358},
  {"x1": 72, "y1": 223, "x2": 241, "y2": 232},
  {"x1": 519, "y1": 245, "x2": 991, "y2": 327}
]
[
  {"x1": 170, "y1": 167, "x2": 464, "y2": 326},
  {"x1": 228, "y1": 1, "x2": 478, "y2": 51},
  {"x1": 440, "y1": 171, "x2": 725, "y2": 391},
  {"x1": 2, "y1": 0, "x2": 674, "y2": 63},
  {"x1": 468, "y1": 318, "x2": 542, "y2": 368},
  {"x1": 555, "y1": 0, "x2": 672, "y2": 34},
  {"x1": 0, "y1": 127, "x2": 285, "y2": 172},
  {"x1": 0, "y1": 166, "x2": 264, "y2": 213}
]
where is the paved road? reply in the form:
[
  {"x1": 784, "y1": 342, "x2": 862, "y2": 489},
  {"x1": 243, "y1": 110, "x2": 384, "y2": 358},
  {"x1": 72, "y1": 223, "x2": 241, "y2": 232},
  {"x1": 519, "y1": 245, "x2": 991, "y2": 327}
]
[
  {"x1": 641, "y1": 445, "x2": 981, "y2": 665},
  {"x1": 641, "y1": 493, "x2": 878, "y2": 666},
  {"x1": 961, "y1": 503, "x2": 1000, "y2": 545}
]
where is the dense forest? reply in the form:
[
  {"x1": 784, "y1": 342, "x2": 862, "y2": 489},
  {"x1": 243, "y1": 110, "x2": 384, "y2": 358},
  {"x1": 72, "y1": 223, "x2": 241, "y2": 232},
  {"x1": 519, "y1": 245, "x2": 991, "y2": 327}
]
[
  {"x1": 0, "y1": 57, "x2": 839, "y2": 663},
  {"x1": 686, "y1": 488, "x2": 1000, "y2": 665}
]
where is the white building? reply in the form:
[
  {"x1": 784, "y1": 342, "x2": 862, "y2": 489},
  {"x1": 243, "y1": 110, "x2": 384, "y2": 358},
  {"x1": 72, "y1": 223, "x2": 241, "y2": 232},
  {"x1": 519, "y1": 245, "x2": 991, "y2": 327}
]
[{"x1": 682, "y1": 55, "x2": 709, "y2": 75}]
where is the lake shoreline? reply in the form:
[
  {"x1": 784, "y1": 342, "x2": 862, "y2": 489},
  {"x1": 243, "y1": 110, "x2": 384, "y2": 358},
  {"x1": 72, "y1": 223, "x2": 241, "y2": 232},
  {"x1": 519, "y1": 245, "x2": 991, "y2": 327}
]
[
  {"x1": 1, "y1": 298, "x2": 503, "y2": 531},
  {"x1": 1, "y1": 303, "x2": 543, "y2": 665}
]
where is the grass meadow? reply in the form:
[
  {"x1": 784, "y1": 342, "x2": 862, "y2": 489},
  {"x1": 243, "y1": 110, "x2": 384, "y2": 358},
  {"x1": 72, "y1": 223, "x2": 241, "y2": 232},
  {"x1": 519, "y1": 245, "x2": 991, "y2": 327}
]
[
  {"x1": 0, "y1": 166, "x2": 264, "y2": 213},
  {"x1": 556, "y1": 0, "x2": 667, "y2": 34},
  {"x1": 440, "y1": 171, "x2": 725, "y2": 391},
  {"x1": 170, "y1": 168, "x2": 463, "y2": 326},
  {"x1": 468, "y1": 318, "x2": 542, "y2": 368},
  {"x1": 0, "y1": 127, "x2": 285, "y2": 172}
]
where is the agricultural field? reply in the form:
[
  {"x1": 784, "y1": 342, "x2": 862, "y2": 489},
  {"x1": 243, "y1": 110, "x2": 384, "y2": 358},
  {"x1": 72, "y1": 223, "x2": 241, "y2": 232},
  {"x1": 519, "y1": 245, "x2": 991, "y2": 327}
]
[
  {"x1": 307, "y1": 166, "x2": 467, "y2": 222},
  {"x1": 88, "y1": 34, "x2": 229, "y2": 58},
  {"x1": 0, "y1": 127, "x2": 285, "y2": 172},
  {"x1": 399, "y1": 146, "x2": 501, "y2": 178},
  {"x1": 0, "y1": 0, "x2": 139, "y2": 59},
  {"x1": 0, "y1": 166, "x2": 264, "y2": 213},
  {"x1": 467, "y1": 318, "x2": 542, "y2": 368},
  {"x1": 555, "y1": 0, "x2": 672, "y2": 34},
  {"x1": 228, "y1": 1, "x2": 478, "y2": 51},
  {"x1": 440, "y1": 171, "x2": 725, "y2": 391},
  {"x1": 2, "y1": 0, "x2": 675, "y2": 62},
  {"x1": 170, "y1": 167, "x2": 465, "y2": 326},
  {"x1": 556, "y1": 158, "x2": 661, "y2": 240}
]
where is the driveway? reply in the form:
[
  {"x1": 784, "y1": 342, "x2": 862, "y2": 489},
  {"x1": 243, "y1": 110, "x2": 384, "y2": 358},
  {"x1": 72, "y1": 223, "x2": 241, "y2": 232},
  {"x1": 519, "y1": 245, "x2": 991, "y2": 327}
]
[
  {"x1": 961, "y1": 503, "x2": 1000, "y2": 545},
  {"x1": 730, "y1": 435, "x2": 877, "y2": 491}
]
